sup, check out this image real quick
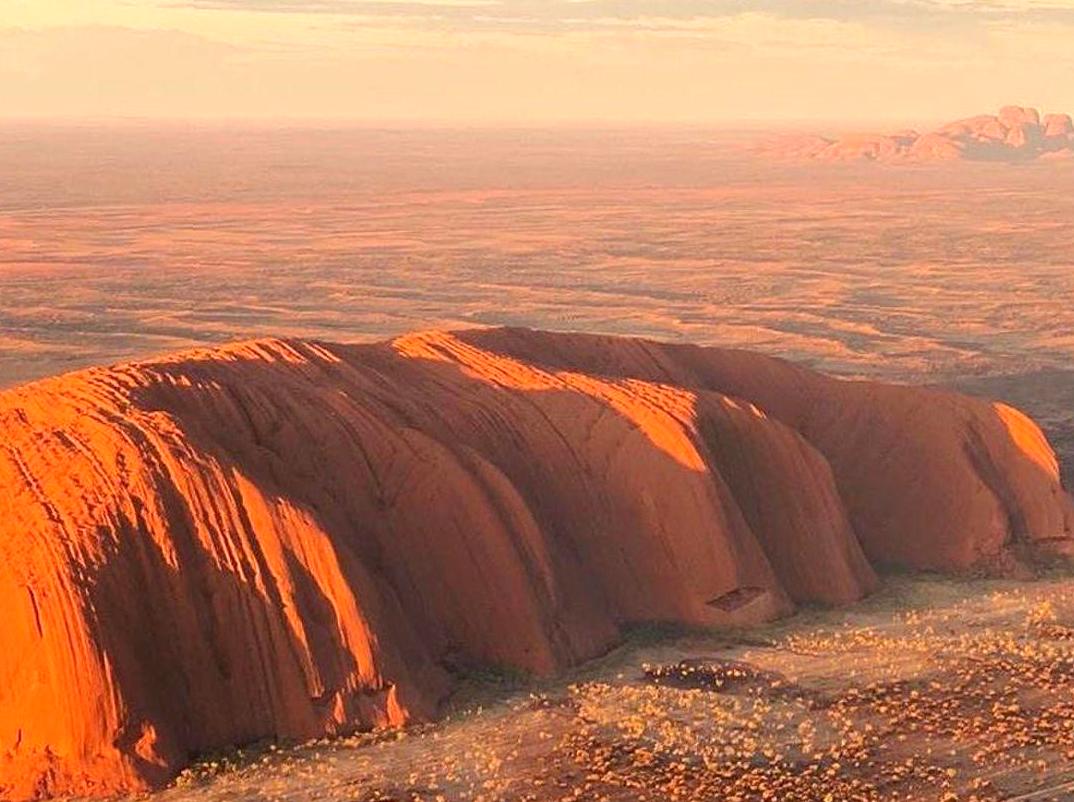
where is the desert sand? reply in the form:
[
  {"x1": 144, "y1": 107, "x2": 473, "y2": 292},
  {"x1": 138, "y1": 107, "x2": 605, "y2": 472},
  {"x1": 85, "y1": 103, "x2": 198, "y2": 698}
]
[
  {"x1": 1, "y1": 328, "x2": 1071, "y2": 799},
  {"x1": 4, "y1": 125, "x2": 1074, "y2": 389}
]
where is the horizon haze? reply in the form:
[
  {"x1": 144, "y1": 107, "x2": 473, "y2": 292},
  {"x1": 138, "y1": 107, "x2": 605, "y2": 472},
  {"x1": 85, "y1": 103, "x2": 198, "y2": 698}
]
[{"x1": 4, "y1": 0, "x2": 1074, "y2": 123}]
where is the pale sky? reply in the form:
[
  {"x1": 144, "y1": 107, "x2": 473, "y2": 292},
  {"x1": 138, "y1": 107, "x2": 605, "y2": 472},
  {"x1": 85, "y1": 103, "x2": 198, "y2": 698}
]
[{"x1": 2, "y1": 0, "x2": 1074, "y2": 123}]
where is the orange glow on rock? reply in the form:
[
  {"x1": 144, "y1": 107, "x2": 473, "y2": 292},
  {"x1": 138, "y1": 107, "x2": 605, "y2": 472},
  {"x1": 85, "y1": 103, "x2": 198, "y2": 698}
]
[{"x1": 0, "y1": 328, "x2": 1069, "y2": 798}]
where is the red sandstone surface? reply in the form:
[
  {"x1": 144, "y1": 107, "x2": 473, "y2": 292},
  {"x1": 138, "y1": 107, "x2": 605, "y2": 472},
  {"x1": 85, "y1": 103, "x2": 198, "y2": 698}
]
[
  {"x1": 1, "y1": 328, "x2": 1071, "y2": 799},
  {"x1": 756, "y1": 106, "x2": 1074, "y2": 163}
]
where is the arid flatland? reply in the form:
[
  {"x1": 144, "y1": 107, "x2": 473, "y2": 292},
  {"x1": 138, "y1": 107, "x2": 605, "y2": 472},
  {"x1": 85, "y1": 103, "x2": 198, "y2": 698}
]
[{"x1": 4, "y1": 126, "x2": 1074, "y2": 471}]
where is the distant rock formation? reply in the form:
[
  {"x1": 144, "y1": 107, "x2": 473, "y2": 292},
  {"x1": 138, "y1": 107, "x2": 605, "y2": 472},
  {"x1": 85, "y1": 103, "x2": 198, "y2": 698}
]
[
  {"x1": 1, "y1": 328, "x2": 1071, "y2": 799},
  {"x1": 755, "y1": 106, "x2": 1074, "y2": 163}
]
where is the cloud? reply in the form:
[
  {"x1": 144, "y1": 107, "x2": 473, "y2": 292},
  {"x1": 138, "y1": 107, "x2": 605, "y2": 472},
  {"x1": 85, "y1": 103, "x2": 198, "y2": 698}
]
[
  {"x1": 0, "y1": 26, "x2": 251, "y2": 116},
  {"x1": 6, "y1": 0, "x2": 1074, "y2": 121},
  {"x1": 156, "y1": 0, "x2": 1074, "y2": 30},
  {"x1": 140, "y1": 0, "x2": 967, "y2": 39}
]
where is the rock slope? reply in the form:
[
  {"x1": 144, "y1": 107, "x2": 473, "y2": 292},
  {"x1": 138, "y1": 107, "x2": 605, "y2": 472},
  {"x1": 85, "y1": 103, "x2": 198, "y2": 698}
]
[
  {"x1": 0, "y1": 328, "x2": 1070, "y2": 799},
  {"x1": 755, "y1": 106, "x2": 1074, "y2": 163}
]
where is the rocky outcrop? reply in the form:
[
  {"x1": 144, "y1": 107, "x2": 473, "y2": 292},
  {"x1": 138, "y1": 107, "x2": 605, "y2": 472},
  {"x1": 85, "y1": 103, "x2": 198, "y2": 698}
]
[
  {"x1": 1, "y1": 328, "x2": 1070, "y2": 799},
  {"x1": 460, "y1": 328, "x2": 1074, "y2": 569},
  {"x1": 755, "y1": 106, "x2": 1074, "y2": 164}
]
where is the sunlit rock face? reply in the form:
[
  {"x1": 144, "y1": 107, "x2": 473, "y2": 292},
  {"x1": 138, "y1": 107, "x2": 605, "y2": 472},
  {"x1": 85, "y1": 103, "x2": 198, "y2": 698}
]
[
  {"x1": 756, "y1": 106, "x2": 1074, "y2": 163},
  {"x1": 1, "y1": 328, "x2": 1070, "y2": 799}
]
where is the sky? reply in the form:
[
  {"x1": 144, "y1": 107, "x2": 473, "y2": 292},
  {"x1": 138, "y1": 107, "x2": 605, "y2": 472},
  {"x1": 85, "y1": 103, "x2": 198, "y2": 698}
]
[{"x1": 2, "y1": 0, "x2": 1074, "y2": 124}]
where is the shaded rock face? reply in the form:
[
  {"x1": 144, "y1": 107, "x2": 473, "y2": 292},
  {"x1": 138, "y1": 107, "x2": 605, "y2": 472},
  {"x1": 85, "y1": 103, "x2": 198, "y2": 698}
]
[
  {"x1": 756, "y1": 106, "x2": 1074, "y2": 163},
  {"x1": 0, "y1": 328, "x2": 1070, "y2": 799}
]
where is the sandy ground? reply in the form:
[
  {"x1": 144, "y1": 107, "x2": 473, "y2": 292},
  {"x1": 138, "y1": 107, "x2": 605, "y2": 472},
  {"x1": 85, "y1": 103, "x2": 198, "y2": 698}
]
[
  {"x1": 4, "y1": 126, "x2": 1073, "y2": 466},
  {"x1": 134, "y1": 574, "x2": 1074, "y2": 802}
]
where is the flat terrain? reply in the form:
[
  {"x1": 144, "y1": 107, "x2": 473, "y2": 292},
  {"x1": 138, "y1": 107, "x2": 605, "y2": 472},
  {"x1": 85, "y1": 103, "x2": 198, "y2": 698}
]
[
  {"x1": 3, "y1": 125, "x2": 1073, "y2": 468},
  {"x1": 151, "y1": 574, "x2": 1074, "y2": 802}
]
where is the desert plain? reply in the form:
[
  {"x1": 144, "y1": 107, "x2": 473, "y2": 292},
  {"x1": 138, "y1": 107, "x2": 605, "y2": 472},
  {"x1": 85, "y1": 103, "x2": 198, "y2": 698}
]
[
  {"x1": 3, "y1": 125, "x2": 1073, "y2": 464},
  {"x1": 4, "y1": 123, "x2": 1074, "y2": 801},
  {"x1": 162, "y1": 575, "x2": 1074, "y2": 802}
]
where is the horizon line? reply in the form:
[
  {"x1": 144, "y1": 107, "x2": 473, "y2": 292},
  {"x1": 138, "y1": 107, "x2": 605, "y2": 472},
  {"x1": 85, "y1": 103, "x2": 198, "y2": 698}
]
[{"x1": 0, "y1": 113, "x2": 966, "y2": 131}]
